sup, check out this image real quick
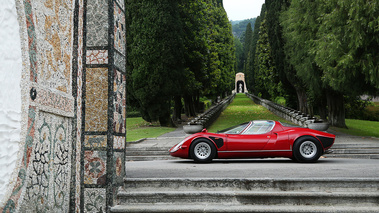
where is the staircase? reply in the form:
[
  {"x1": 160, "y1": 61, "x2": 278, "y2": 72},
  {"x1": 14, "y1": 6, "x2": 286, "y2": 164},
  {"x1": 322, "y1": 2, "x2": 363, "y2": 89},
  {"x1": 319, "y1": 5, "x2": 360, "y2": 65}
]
[
  {"x1": 125, "y1": 145, "x2": 174, "y2": 161},
  {"x1": 325, "y1": 143, "x2": 379, "y2": 159},
  {"x1": 111, "y1": 178, "x2": 379, "y2": 213}
]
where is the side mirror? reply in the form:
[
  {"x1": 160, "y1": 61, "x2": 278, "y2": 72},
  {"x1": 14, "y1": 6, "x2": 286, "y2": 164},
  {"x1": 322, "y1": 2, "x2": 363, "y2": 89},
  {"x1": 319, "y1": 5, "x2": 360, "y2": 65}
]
[{"x1": 201, "y1": 128, "x2": 208, "y2": 133}]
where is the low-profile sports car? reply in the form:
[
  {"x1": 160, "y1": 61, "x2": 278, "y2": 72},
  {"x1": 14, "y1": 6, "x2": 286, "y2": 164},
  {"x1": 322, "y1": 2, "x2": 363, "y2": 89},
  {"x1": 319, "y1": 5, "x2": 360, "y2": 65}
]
[{"x1": 169, "y1": 120, "x2": 335, "y2": 163}]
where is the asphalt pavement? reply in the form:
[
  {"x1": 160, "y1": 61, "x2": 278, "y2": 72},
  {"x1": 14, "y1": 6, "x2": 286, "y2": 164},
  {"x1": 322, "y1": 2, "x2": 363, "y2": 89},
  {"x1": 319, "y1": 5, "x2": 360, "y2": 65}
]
[{"x1": 126, "y1": 158, "x2": 379, "y2": 179}]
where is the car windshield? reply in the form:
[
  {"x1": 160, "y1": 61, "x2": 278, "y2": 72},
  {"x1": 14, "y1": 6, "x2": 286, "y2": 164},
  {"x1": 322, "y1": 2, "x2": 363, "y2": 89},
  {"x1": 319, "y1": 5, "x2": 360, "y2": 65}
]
[
  {"x1": 242, "y1": 120, "x2": 275, "y2": 135},
  {"x1": 217, "y1": 122, "x2": 249, "y2": 134}
]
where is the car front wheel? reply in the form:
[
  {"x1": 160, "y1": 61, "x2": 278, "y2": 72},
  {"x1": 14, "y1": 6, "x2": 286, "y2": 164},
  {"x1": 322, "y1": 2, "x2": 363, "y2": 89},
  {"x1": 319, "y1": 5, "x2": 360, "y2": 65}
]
[
  {"x1": 190, "y1": 139, "x2": 216, "y2": 163},
  {"x1": 293, "y1": 136, "x2": 322, "y2": 163}
]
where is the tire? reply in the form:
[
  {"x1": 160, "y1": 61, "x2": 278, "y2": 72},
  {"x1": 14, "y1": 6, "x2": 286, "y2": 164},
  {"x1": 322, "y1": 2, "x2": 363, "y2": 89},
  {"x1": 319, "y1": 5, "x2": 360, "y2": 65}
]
[
  {"x1": 293, "y1": 136, "x2": 322, "y2": 163},
  {"x1": 190, "y1": 139, "x2": 216, "y2": 163}
]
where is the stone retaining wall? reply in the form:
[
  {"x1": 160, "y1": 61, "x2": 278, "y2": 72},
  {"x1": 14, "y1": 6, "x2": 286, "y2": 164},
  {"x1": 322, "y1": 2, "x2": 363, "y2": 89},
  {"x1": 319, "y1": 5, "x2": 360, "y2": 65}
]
[
  {"x1": 246, "y1": 93, "x2": 328, "y2": 130},
  {"x1": 187, "y1": 94, "x2": 235, "y2": 129}
]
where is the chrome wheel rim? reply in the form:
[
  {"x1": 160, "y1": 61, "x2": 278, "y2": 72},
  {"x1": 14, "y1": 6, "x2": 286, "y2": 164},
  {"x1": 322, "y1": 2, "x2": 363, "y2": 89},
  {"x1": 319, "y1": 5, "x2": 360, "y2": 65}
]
[
  {"x1": 299, "y1": 141, "x2": 317, "y2": 158},
  {"x1": 194, "y1": 142, "x2": 211, "y2": 160}
]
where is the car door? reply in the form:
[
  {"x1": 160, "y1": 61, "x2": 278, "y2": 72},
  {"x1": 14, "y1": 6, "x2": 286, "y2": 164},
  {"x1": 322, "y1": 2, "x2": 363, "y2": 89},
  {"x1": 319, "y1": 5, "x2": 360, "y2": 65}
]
[{"x1": 226, "y1": 121, "x2": 275, "y2": 151}]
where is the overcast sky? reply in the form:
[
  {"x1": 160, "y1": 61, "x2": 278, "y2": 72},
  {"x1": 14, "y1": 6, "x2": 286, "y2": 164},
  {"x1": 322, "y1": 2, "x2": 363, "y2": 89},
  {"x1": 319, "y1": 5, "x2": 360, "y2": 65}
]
[{"x1": 223, "y1": 0, "x2": 265, "y2": 21}]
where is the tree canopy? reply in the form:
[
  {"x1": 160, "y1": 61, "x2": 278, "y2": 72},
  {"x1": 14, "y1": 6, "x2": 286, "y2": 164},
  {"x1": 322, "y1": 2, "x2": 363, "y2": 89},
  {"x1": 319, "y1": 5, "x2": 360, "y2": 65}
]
[
  {"x1": 126, "y1": 0, "x2": 236, "y2": 126},
  {"x1": 242, "y1": 0, "x2": 379, "y2": 127}
]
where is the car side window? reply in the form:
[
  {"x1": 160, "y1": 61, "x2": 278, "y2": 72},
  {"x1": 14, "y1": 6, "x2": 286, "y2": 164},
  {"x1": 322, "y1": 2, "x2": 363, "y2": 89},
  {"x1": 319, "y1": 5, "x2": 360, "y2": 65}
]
[
  {"x1": 242, "y1": 121, "x2": 274, "y2": 135},
  {"x1": 219, "y1": 122, "x2": 249, "y2": 134}
]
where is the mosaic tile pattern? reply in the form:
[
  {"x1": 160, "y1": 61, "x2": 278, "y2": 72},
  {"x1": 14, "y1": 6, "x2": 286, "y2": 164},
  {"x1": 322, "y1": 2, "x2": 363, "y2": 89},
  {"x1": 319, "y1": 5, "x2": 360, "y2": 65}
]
[
  {"x1": 86, "y1": 50, "x2": 108, "y2": 64},
  {"x1": 113, "y1": 152, "x2": 125, "y2": 184},
  {"x1": 84, "y1": 151, "x2": 107, "y2": 185},
  {"x1": 114, "y1": 51, "x2": 126, "y2": 72},
  {"x1": 87, "y1": 0, "x2": 108, "y2": 46},
  {"x1": 33, "y1": 86, "x2": 75, "y2": 117},
  {"x1": 115, "y1": 0, "x2": 124, "y2": 10},
  {"x1": 74, "y1": 0, "x2": 85, "y2": 211},
  {"x1": 113, "y1": 136, "x2": 125, "y2": 149},
  {"x1": 33, "y1": 0, "x2": 74, "y2": 93},
  {"x1": 24, "y1": 0, "x2": 38, "y2": 82},
  {"x1": 84, "y1": 188, "x2": 106, "y2": 213},
  {"x1": 113, "y1": 69, "x2": 126, "y2": 133},
  {"x1": 85, "y1": 135, "x2": 107, "y2": 148},
  {"x1": 85, "y1": 68, "x2": 108, "y2": 132},
  {"x1": 2, "y1": 0, "x2": 127, "y2": 212},
  {"x1": 114, "y1": 2, "x2": 125, "y2": 55},
  {"x1": 20, "y1": 112, "x2": 72, "y2": 212}
]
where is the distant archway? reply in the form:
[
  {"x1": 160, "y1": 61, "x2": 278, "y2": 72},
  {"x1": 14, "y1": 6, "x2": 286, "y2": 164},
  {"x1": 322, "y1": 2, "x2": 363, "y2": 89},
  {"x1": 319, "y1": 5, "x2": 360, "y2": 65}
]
[
  {"x1": 234, "y1": 73, "x2": 248, "y2": 93},
  {"x1": 236, "y1": 81, "x2": 245, "y2": 93}
]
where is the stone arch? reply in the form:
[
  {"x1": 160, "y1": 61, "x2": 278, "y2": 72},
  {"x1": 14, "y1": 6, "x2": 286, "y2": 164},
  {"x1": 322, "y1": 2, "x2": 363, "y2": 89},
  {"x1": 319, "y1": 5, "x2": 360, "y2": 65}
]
[{"x1": 234, "y1": 72, "x2": 248, "y2": 93}]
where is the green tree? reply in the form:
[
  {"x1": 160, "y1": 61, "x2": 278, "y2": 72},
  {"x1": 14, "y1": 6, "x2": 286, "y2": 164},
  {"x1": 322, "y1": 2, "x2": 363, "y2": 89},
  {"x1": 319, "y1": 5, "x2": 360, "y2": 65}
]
[
  {"x1": 234, "y1": 37, "x2": 243, "y2": 73},
  {"x1": 280, "y1": 0, "x2": 325, "y2": 117},
  {"x1": 245, "y1": 4, "x2": 266, "y2": 93},
  {"x1": 242, "y1": 23, "x2": 253, "y2": 73},
  {"x1": 280, "y1": 0, "x2": 379, "y2": 127},
  {"x1": 126, "y1": 0, "x2": 185, "y2": 126},
  {"x1": 254, "y1": 15, "x2": 280, "y2": 99},
  {"x1": 178, "y1": 0, "x2": 235, "y2": 116},
  {"x1": 313, "y1": 0, "x2": 379, "y2": 126},
  {"x1": 265, "y1": 0, "x2": 299, "y2": 110}
]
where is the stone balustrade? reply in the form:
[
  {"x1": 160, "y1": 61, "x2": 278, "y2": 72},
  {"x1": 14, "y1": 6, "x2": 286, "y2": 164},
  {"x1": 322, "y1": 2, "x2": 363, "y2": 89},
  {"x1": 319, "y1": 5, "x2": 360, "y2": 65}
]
[
  {"x1": 246, "y1": 93, "x2": 329, "y2": 131},
  {"x1": 183, "y1": 94, "x2": 235, "y2": 134}
]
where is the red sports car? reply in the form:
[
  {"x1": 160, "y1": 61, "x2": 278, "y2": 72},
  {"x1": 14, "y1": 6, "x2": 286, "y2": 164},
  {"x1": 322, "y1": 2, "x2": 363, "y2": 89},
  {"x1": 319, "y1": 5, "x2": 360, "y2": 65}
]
[{"x1": 169, "y1": 120, "x2": 335, "y2": 163}]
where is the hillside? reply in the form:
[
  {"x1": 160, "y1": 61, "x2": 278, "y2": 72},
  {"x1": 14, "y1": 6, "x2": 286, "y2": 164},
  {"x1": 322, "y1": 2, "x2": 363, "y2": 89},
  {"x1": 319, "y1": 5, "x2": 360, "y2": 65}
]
[{"x1": 231, "y1": 18, "x2": 256, "y2": 38}]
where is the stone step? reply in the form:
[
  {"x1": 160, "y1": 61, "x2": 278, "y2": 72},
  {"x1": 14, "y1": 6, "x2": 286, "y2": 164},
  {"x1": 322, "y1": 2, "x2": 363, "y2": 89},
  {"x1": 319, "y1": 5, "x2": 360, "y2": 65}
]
[
  {"x1": 126, "y1": 155, "x2": 175, "y2": 161},
  {"x1": 330, "y1": 149, "x2": 379, "y2": 154},
  {"x1": 324, "y1": 153, "x2": 379, "y2": 159},
  {"x1": 112, "y1": 178, "x2": 379, "y2": 213},
  {"x1": 117, "y1": 190, "x2": 379, "y2": 206},
  {"x1": 112, "y1": 204, "x2": 379, "y2": 213},
  {"x1": 126, "y1": 150, "x2": 169, "y2": 156},
  {"x1": 123, "y1": 178, "x2": 379, "y2": 192},
  {"x1": 332, "y1": 144, "x2": 379, "y2": 149},
  {"x1": 126, "y1": 146, "x2": 171, "y2": 151}
]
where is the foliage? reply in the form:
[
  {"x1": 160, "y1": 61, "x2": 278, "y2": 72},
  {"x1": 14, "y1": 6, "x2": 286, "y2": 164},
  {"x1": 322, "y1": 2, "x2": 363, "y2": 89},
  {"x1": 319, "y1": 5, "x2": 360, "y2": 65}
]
[
  {"x1": 242, "y1": 23, "x2": 253, "y2": 66},
  {"x1": 126, "y1": 0, "x2": 185, "y2": 126},
  {"x1": 314, "y1": 0, "x2": 379, "y2": 95},
  {"x1": 264, "y1": 0, "x2": 298, "y2": 110},
  {"x1": 244, "y1": 4, "x2": 267, "y2": 95},
  {"x1": 231, "y1": 18, "x2": 256, "y2": 38},
  {"x1": 234, "y1": 37, "x2": 243, "y2": 72},
  {"x1": 254, "y1": 16, "x2": 281, "y2": 99},
  {"x1": 126, "y1": 0, "x2": 236, "y2": 126},
  {"x1": 127, "y1": 111, "x2": 142, "y2": 118},
  {"x1": 345, "y1": 98, "x2": 379, "y2": 121},
  {"x1": 278, "y1": 0, "x2": 379, "y2": 127}
]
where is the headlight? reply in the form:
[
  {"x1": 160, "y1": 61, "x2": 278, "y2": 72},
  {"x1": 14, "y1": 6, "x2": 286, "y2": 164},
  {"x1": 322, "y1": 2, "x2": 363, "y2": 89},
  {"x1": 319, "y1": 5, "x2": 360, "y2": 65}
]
[{"x1": 170, "y1": 139, "x2": 186, "y2": 153}]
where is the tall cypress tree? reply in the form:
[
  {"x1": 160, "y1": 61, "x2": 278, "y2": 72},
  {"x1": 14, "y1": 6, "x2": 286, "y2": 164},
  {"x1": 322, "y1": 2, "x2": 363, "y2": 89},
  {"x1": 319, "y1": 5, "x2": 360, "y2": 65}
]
[
  {"x1": 242, "y1": 23, "x2": 253, "y2": 74},
  {"x1": 126, "y1": 0, "x2": 185, "y2": 126}
]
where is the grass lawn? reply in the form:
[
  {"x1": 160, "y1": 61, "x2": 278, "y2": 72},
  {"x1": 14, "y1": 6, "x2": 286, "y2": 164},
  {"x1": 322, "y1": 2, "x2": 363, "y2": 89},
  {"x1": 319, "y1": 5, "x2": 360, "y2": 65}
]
[
  {"x1": 126, "y1": 117, "x2": 175, "y2": 142},
  {"x1": 331, "y1": 119, "x2": 379, "y2": 138},
  {"x1": 207, "y1": 93, "x2": 293, "y2": 133}
]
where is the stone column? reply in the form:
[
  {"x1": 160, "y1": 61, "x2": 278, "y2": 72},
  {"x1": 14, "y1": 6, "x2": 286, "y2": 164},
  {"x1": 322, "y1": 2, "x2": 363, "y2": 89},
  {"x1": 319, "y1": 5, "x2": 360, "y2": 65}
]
[{"x1": 79, "y1": 0, "x2": 126, "y2": 212}]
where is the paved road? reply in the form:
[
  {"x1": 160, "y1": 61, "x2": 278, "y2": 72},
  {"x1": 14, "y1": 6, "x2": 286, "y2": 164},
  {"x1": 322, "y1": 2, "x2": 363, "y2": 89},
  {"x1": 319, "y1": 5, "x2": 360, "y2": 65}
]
[{"x1": 126, "y1": 158, "x2": 379, "y2": 179}]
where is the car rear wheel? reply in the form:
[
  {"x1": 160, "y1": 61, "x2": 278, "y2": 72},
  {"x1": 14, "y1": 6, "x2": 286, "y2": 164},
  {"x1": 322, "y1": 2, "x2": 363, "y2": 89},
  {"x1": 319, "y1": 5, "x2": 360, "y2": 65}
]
[
  {"x1": 190, "y1": 139, "x2": 216, "y2": 163},
  {"x1": 293, "y1": 136, "x2": 322, "y2": 163}
]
